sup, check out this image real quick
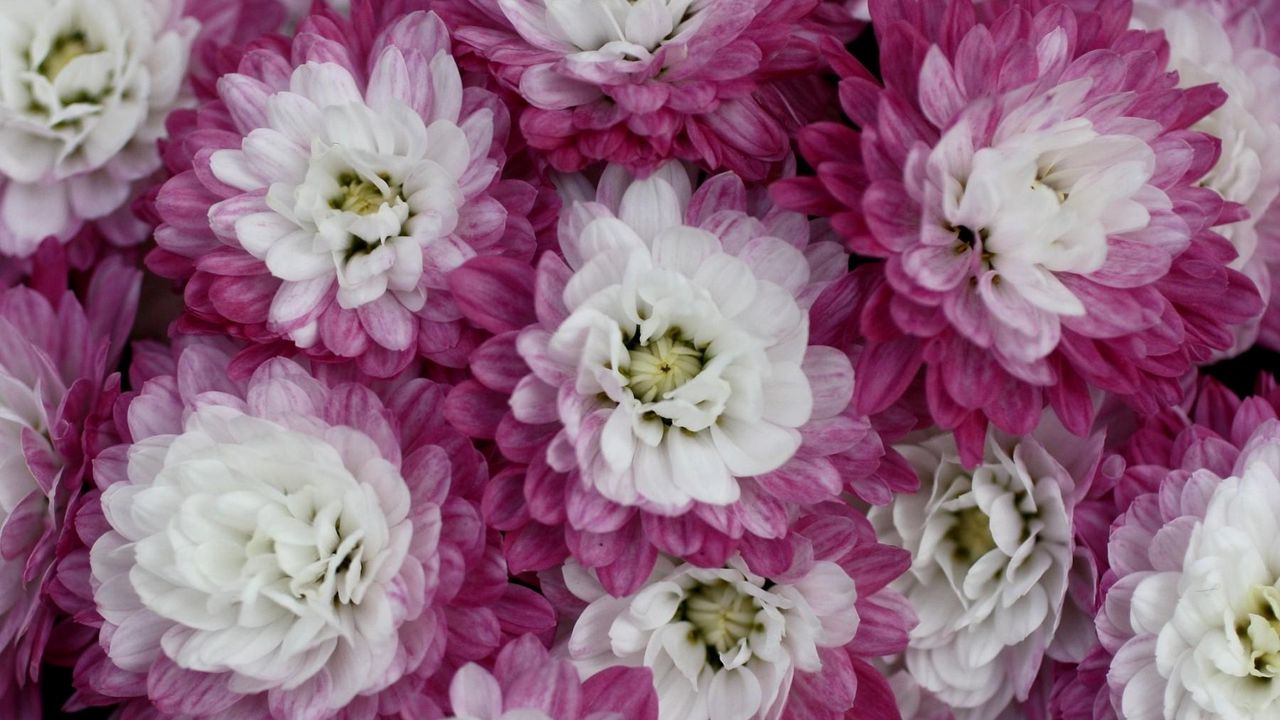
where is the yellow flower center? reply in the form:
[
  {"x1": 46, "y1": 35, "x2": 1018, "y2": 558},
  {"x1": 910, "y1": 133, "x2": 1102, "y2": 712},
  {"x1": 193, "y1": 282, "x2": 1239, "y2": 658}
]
[
  {"x1": 948, "y1": 506, "x2": 996, "y2": 565},
  {"x1": 1236, "y1": 585, "x2": 1280, "y2": 679},
  {"x1": 40, "y1": 31, "x2": 95, "y2": 82},
  {"x1": 331, "y1": 172, "x2": 398, "y2": 216},
  {"x1": 682, "y1": 581, "x2": 760, "y2": 657},
  {"x1": 626, "y1": 333, "x2": 704, "y2": 403}
]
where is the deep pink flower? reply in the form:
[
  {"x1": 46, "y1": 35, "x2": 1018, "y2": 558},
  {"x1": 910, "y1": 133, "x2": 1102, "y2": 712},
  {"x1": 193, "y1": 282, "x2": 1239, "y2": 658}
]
[
  {"x1": 148, "y1": 2, "x2": 556, "y2": 378},
  {"x1": 445, "y1": 634, "x2": 658, "y2": 719},
  {"x1": 446, "y1": 163, "x2": 915, "y2": 596},
  {"x1": 435, "y1": 0, "x2": 838, "y2": 179},
  {"x1": 60, "y1": 340, "x2": 554, "y2": 718},
  {"x1": 0, "y1": 255, "x2": 139, "y2": 716},
  {"x1": 772, "y1": 0, "x2": 1264, "y2": 465}
]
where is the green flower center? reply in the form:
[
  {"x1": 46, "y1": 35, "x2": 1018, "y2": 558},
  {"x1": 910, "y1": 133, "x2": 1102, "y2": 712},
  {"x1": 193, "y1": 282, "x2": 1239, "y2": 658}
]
[
  {"x1": 1236, "y1": 585, "x2": 1280, "y2": 679},
  {"x1": 40, "y1": 31, "x2": 96, "y2": 82},
  {"x1": 948, "y1": 506, "x2": 996, "y2": 565},
  {"x1": 330, "y1": 172, "x2": 400, "y2": 216},
  {"x1": 626, "y1": 332, "x2": 704, "y2": 403},
  {"x1": 680, "y1": 580, "x2": 761, "y2": 667}
]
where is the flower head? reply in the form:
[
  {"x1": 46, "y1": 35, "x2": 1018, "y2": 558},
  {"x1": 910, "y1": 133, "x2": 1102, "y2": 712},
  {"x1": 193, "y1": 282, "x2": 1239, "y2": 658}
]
[
  {"x1": 773, "y1": 0, "x2": 1264, "y2": 463},
  {"x1": 447, "y1": 162, "x2": 913, "y2": 594},
  {"x1": 0, "y1": 0, "x2": 199, "y2": 257},
  {"x1": 149, "y1": 3, "x2": 555, "y2": 377},
  {"x1": 871, "y1": 410, "x2": 1105, "y2": 719},
  {"x1": 1132, "y1": 0, "x2": 1280, "y2": 357},
  {"x1": 436, "y1": 0, "x2": 837, "y2": 179},
  {"x1": 1052, "y1": 376, "x2": 1280, "y2": 720},
  {"x1": 560, "y1": 504, "x2": 911, "y2": 720},
  {"x1": 0, "y1": 257, "x2": 139, "y2": 713},
  {"x1": 67, "y1": 341, "x2": 554, "y2": 717}
]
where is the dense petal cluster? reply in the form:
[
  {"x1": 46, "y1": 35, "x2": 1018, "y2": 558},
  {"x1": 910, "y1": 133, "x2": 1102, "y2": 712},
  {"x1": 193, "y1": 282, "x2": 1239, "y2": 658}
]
[
  {"x1": 436, "y1": 0, "x2": 838, "y2": 179},
  {"x1": 774, "y1": 0, "x2": 1264, "y2": 463},
  {"x1": 873, "y1": 412, "x2": 1104, "y2": 719},
  {"x1": 447, "y1": 161, "x2": 912, "y2": 594},
  {"x1": 0, "y1": 0, "x2": 197, "y2": 257},
  {"x1": 65, "y1": 341, "x2": 554, "y2": 718},
  {"x1": 0, "y1": 257, "x2": 137, "y2": 715},
  {"x1": 2, "y1": 0, "x2": 1279, "y2": 717},
  {"x1": 559, "y1": 504, "x2": 912, "y2": 719},
  {"x1": 149, "y1": 6, "x2": 554, "y2": 378},
  {"x1": 1050, "y1": 378, "x2": 1280, "y2": 720}
]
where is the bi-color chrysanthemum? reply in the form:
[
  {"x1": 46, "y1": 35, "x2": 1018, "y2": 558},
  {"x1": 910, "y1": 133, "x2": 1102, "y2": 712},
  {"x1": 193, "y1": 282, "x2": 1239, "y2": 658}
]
[
  {"x1": 149, "y1": 3, "x2": 553, "y2": 377},
  {"x1": 773, "y1": 0, "x2": 1264, "y2": 463},
  {"x1": 0, "y1": 0, "x2": 196, "y2": 257},
  {"x1": 447, "y1": 162, "x2": 913, "y2": 594},
  {"x1": 66, "y1": 341, "x2": 554, "y2": 717},
  {"x1": 560, "y1": 504, "x2": 911, "y2": 720},
  {"x1": 437, "y1": 0, "x2": 837, "y2": 179},
  {"x1": 0, "y1": 257, "x2": 138, "y2": 716}
]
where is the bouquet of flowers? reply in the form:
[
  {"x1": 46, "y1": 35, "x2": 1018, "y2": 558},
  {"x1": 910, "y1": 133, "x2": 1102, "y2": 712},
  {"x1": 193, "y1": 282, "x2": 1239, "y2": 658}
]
[{"x1": 0, "y1": 0, "x2": 1278, "y2": 718}]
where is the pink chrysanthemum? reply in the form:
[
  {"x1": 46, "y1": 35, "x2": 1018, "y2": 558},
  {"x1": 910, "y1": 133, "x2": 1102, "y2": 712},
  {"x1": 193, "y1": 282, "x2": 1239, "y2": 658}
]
[
  {"x1": 1050, "y1": 375, "x2": 1280, "y2": 719},
  {"x1": 148, "y1": 2, "x2": 555, "y2": 378},
  {"x1": 446, "y1": 162, "x2": 915, "y2": 596},
  {"x1": 0, "y1": 256, "x2": 138, "y2": 716},
  {"x1": 0, "y1": 0, "x2": 283, "y2": 260},
  {"x1": 445, "y1": 634, "x2": 658, "y2": 719},
  {"x1": 772, "y1": 0, "x2": 1264, "y2": 464},
  {"x1": 435, "y1": 0, "x2": 838, "y2": 179},
  {"x1": 61, "y1": 340, "x2": 554, "y2": 718},
  {"x1": 549, "y1": 502, "x2": 912, "y2": 719}
]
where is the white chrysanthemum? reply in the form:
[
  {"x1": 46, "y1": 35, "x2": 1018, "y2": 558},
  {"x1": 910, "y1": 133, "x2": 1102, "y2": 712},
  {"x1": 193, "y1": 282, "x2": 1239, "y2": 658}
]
[
  {"x1": 545, "y1": 165, "x2": 824, "y2": 511},
  {"x1": 1123, "y1": 440, "x2": 1280, "y2": 719},
  {"x1": 90, "y1": 405, "x2": 423, "y2": 711},
  {"x1": 540, "y1": 0, "x2": 699, "y2": 55},
  {"x1": 923, "y1": 84, "x2": 1155, "y2": 331},
  {"x1": 565, "y1": 556, "x2": 858, "y2": 720},
  {"x1": 0, "y1": 0, "x2": 197, "y2": 255},
  {"x1": 210, "y1": 59, "x2": 483, "y2": 346},
  {"x1": 871, "y1": 427, "x2": 1081, "y2": 720}
]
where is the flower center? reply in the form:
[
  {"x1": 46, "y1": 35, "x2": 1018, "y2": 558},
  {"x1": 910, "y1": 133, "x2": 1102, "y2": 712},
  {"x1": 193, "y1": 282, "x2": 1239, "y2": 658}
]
[
  {"x1": 39, "y1": 30, "x2": 96, "y2": 82},
  {"x1": 330, "y1": 171, "x2": 399, "y2": 216},
  {"x1": 681, "y1": 580, "x2": 761, "y2": 662},
  {"x1": 626, "y1": 332, "x2": 704, "y2": 403},
  {"x1": 1235, "y1": 585, "x2": 1280, "y2": 679},
  {"x1": 948, "y1": 505, "x2": 996, "y2": 565}
]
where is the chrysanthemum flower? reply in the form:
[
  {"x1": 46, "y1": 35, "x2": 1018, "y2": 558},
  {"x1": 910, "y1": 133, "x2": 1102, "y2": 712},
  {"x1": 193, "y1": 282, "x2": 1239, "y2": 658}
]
[
  {"x1": 773, "y1": 0, "x2": 1264, "y2": 463},
  {"x1": 0, "y1": 257, "x2": 139, "y2": 715},
  {"x1": 65, "y1": 341, "x2": 554, "y2": 718},
  {"x1": 0, "y1": 0, "x2": 282, "y2": 259},
  {"x1": 1051, "y1": 376, "x2": 1280, "y2": 720},
  {"x1": 435, "y1": 0, "x2": 837, "y2": 179},
  {"x1": 1132, "y1": 0, "x2": 1280, "y2": 356},
  {"x1": 870, "y1": 411, "x2": 1105, "y2": 719},
  {"x1": 445, "y1": 634, "x2": 658, "y2": 720},
  {"x1": 447, "y1": 162, "x2": 912, "y2": 594},
  {"x1": 558, "y1": 503, "x2": 911, "y2": 720},
  {"x1": 149, "y1": 2, "x2": 554, "y2": 377},
  {"x1": 0, "y1": 0, "x2": 196, "y2": 257}
]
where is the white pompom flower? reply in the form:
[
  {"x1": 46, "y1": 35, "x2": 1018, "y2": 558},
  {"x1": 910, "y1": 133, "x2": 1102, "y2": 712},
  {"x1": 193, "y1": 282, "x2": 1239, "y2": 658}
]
[
  {"x1": 871, "y1": 415, "x2": 1100, "y2": 719},
  {"x1": 565, "y1": 555, "x2": 860, "y2": 720},
  {"x1": 0, "y1": 0, "x2": 197, "y2": 256}
]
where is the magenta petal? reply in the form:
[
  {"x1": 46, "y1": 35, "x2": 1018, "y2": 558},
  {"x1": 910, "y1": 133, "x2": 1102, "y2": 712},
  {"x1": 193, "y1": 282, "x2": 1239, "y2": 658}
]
[{"x1": 448, "y1": 256, "x2": 538, "y2": 334}]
